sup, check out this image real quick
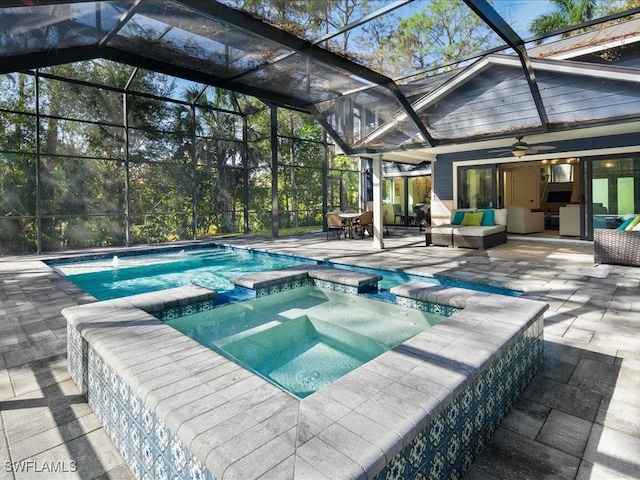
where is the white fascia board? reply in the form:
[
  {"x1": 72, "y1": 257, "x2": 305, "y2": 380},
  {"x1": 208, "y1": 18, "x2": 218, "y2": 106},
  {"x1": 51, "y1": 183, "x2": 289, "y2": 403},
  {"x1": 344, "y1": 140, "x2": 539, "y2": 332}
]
[
  {"x1": 548, "y1": 34, "x2": 640, "y2": 60},
  {"x1": 381, "y1": 150, "x2": 436, "y2": 164},
  {"x1": 528, "y1": 56, "x2": 640, "y2": 83}
]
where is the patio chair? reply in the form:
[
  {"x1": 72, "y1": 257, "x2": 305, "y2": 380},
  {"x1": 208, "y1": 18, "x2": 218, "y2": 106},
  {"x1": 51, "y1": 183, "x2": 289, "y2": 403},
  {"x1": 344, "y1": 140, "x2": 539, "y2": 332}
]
[
  {"x1": 415, "y1": 204, "x2": 431, "y2": 233},
  {"x1": 355, "y1": 211, "x2": 373, "y2": 238},
  {"x1": 393, "y1": 204, "x2": 404, "y2": 224},
  {"x1": 326, "y1": 211, "x2": 345, "y2": 240}
]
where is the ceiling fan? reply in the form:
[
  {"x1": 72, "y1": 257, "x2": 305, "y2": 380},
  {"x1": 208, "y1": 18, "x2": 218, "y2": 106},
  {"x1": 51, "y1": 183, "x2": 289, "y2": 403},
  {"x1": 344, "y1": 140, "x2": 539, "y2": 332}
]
[{"x1": 489, "y1": 136, "x2": 557, "y2": 157}]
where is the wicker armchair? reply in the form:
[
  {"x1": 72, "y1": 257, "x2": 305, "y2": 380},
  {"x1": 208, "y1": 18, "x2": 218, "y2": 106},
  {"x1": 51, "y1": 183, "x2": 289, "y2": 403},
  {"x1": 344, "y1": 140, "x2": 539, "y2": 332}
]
[{"x1": 594, "y1": 228, "x2": 640, "y2": 267}]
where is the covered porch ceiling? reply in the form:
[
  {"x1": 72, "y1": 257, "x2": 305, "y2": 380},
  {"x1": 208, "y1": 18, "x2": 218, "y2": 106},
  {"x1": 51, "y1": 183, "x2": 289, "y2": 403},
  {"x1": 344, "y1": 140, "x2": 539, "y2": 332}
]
[{"x1": 1, "y1": 0, "x2": 640, "y2": 160}]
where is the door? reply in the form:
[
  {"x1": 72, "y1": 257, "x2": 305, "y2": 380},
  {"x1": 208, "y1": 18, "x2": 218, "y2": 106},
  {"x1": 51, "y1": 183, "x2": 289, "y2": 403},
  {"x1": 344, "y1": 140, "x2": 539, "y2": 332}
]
[
  {"x1": 458, "y1": 165, "x2": 503, "y2": 209},
  {"x1": 511, "y1": 167, "x2": 540, "y2": 208}
]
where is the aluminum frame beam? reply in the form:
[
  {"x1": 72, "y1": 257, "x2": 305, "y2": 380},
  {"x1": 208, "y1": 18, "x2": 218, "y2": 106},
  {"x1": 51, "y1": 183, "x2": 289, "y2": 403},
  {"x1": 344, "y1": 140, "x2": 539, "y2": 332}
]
[
  {"x1": 101, "y1": 46, "x2": 313, "y2": 110},
  {"x1": 171, "y1": 0, "x2": 433, "y2": 145},
  {"x1": 464, "y1": 0, "x2": 550, "y2": 132}
]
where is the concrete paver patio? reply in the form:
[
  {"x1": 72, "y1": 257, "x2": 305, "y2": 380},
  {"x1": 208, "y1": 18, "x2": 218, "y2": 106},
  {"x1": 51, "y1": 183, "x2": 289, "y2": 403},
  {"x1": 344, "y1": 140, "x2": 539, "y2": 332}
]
[{"x1": 1, "y1": 230, "x2": 639, "y2": 479}]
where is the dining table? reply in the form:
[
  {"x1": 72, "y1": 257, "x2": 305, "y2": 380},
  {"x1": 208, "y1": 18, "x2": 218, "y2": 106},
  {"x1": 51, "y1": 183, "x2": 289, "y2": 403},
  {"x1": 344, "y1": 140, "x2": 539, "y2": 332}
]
[{"x1": 338, "y1": 212, "x2": 363, "y2": 239}]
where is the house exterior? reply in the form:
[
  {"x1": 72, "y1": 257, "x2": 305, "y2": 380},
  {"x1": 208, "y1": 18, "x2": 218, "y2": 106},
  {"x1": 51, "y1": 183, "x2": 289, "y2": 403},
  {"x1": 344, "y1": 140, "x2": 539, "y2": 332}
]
[{"x1": 379, "y1": 17, "x2": 640, "y2": 240}]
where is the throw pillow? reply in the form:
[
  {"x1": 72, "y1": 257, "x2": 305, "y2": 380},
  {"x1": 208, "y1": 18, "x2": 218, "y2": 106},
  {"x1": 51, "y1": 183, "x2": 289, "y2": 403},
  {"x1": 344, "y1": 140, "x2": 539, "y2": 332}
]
[
  {"x1": 616, "y1": 217, "x2": 635, "y2": 230},
  {"x1": 633, "y1": 222, "x2": 640, "y2": 231},
  {"x1": 451, "y1": 210, "x2": 467, "y2": 225},
  {"x1": 625, "y1": 214, "x2": 640, "y2": 231},
  {"x1": 478, "y1": 209, "x2": 495, "y2": 226},
  {"x1": 461, "y1": 211, "x2": 484, "y2": 226}
]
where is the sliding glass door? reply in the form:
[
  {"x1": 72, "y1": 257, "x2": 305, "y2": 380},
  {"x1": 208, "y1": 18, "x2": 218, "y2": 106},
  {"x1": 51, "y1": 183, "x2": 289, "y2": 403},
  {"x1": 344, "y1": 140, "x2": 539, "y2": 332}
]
[
  {"x1": 458, "y1": 165, "x2": 503, "y2": 209},
  {"x1": 587, "y1": 156, "x2": 640, "y2": 239}
]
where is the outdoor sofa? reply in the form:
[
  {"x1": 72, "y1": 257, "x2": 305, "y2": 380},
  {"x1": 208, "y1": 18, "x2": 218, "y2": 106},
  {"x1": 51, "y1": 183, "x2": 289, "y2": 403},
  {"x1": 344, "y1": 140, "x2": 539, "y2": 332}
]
[
  {"x1": 594, "y1": 213, "x2": 640, "y2": 266},
  {"x1": 425, "y1": 208, "x2": 508, "y2": 250}
]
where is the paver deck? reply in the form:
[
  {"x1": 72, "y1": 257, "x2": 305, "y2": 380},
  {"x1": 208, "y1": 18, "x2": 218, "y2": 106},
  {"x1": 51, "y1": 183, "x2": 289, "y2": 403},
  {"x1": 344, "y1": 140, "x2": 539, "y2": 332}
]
[{"x1": 1, "y1": 230, "x2": 639, "y2": 479}]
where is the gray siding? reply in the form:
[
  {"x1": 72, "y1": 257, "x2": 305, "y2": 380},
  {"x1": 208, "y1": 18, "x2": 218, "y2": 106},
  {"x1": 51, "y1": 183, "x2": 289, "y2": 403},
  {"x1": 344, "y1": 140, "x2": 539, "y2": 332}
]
[
  {"x1": 422, "y1": 66, "x2": 541, "y2": 139},
  {"x1": 420, "y1": 64, "x2": 640, "y2": 141},
  {"x1": 538, "y1": 70, "x2": 640, "y2": 124},
  {"x1": 434, "y1": 132, "x2": 640, "y2": 202}
]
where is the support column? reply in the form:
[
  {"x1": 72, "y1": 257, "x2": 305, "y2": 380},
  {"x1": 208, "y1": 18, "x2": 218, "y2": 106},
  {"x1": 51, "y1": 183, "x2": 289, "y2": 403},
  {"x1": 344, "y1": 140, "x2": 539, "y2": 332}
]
[
  {"x1": 35, "y1": 72, "x2": 42, "y2": 254},
  {"x1": 242, "y1": 116, "x2": 249, "y2": 234},
  {"x1": 371, "y1": 154, "x2": 384, "y2": 249},
  {"x1": 270, "y1": 105, "x2": 279, "y2": 238}
]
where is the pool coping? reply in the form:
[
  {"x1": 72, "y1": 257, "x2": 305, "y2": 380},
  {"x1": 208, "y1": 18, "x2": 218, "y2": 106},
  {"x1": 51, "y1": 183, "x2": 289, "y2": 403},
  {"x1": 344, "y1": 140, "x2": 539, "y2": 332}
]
[{"x1": 63, "y1": 280, "x2": 547, "y2": 479}]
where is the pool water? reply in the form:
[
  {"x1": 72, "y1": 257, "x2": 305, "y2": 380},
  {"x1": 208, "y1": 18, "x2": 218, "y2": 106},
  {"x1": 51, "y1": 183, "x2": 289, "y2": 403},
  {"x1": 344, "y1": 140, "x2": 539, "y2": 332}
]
[
  {"x1": 51, "y1": 248, "x2": 313, "y2": 300},
  {"x1": 167, "y1": 286, "x2": 445, "y2": 398},
  {"x1": 50, "y1": 245, "x2": 519, "y2": 301}
]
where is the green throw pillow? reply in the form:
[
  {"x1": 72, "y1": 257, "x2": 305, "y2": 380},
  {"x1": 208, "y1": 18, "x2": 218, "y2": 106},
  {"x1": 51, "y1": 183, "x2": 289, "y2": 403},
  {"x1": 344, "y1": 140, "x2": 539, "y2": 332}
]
[{"x1": 461, "y1": 211, "x2": 484, "y2": 226}]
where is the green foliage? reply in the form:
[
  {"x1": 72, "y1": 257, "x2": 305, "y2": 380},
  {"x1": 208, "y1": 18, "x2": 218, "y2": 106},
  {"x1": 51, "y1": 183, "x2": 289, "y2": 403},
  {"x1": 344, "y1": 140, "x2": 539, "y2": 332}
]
[
  {"x1": 363, "y1": 0, "x2": 496, "y2": 77},
  {"x1": 0, "y1": 60, "x2": 348, "y2": 253},
  {"x1": 530, "y1": 0, "x2": 597, "y2": 39}
]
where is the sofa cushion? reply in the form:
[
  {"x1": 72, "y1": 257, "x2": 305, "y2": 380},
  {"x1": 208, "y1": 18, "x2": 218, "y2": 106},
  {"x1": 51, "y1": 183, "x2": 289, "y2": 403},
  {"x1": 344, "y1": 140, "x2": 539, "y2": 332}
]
[
  {"x1": 493, "y1": 208, "x2": 508, "y2": 226},
  {"x1": 450, "y1": 209, "x2": 475, "y2": 224},
  {"x1": 617, "y1": 217, "x2": 635, "y2": 230},
  {"x1": 478, "y1": 209, "x2": 495, "y2": 226},
  {"x1": 451, "y1": 211, "x2": 466, "y2": 225},
  {"x1": 461, "y1": 211, "x2": 484, "y2": 226},
  {"x1": 424, "y1": 225, "x2": 456, "y2": 234},
  {"x1": 452, "y1": 225, "x2": 505, "y2": 237},
  {"x1": 625, "y1": 214, "x2": 640, "y2": 231}
]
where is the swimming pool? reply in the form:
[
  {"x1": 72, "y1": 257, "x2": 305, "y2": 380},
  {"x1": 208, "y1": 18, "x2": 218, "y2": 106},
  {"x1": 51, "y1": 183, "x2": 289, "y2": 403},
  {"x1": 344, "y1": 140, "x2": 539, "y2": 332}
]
[
  {"x1": 49, "y1": 244, "x2": 519, "y2": 300},
  {"x1": 64, "y1": 275, "x2": 545, "y2": 480},
  {"x1": 50, "y1": 247, "x2": 315, "y2": 301},
  {"x1": 166, "y1": 286, "x2": 445, "y2": 398}
]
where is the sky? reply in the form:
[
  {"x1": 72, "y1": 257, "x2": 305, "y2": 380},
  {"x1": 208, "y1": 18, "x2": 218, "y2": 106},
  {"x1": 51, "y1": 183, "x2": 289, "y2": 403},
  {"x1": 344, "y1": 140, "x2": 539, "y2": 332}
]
[{"x1": 491, "y1": 0, "x2": 554, "y2": 38}]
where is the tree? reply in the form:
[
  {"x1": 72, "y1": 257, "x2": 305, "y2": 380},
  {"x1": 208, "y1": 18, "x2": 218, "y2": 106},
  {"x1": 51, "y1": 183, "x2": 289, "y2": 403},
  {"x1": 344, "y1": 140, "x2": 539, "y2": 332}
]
[
  {"x1": 530, "y1": 0, "x2": 597, "y2": 39},
  {"x1": 362, "y1": 0, "x2": 496, "y2": 78},
  {"x1": 597, "y1": 0, "x2": 640, "y2": 18}
]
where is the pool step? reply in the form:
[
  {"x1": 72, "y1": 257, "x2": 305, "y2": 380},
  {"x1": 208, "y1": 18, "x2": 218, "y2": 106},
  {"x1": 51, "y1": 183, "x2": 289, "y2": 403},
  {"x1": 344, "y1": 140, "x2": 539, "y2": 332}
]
[
  {"x1": 214, "y1": 319, "x2": 284, "y2": 347},
  {"x1": 230, "y1": 265, "x2": 382, "y2": 293}
]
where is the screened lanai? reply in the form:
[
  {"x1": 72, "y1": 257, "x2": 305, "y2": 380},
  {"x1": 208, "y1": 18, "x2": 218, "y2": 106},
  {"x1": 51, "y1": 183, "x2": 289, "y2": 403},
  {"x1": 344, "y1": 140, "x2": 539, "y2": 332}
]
[{"x1": 2, "y1": 0, "x2": 640, "y2": 253}]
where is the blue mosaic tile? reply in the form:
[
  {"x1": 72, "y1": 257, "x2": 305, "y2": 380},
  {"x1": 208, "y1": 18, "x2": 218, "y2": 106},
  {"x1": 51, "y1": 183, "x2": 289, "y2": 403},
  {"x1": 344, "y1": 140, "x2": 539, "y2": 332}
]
[
  {"x1": 68, "y1": 283, "x2": 542, "y2": 480},
  {"x1": 141, "y1": 436, "x2": 154, "y2": 473},
  {"x1": 428, "y1": 413, "x2": 446, "y2": 447},
  {"x1": 141, "y1": 405, "x2": 155, "y2": 438},
  {"x1": 153, "y1": 421, "x2": 171, "y2": 460},
  {"x1": 154, "y1": 455, "x2": 171, "y2": 480},
  {"x1": 408, "y1": 431, "x2": 428, "y2": 471},
  {"x1": 372, "y1": 316, "x2": 544, "y2": 480},
  {"x1": 394, "y1": 296, "x2": 460, "y2": 317},
  {"x1": 157, "y1": 298, "x2": 218, "y2": 321},
  {"x1": 427, "y1": 451, "x2": 447, "y2": 480},
  {"x1": 444, "y1": 432, "x2": 462, "y2": 467},
  {"x1": 383, "y1": 454, "x2": 408, "y2": 480},
  {"x1": 67, "y1": 322, "x2": 215, "y2": 480},
  {"x1": 187, "y1": 455, "x2": 210, "y2": 480},
  {"x1": 170, "y1": 437, "x2": 188, "y2": 475}
]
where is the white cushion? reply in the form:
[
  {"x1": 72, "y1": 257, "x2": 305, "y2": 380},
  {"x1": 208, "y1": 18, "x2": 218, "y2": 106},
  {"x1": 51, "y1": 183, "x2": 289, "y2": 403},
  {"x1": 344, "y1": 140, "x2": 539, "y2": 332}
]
[
  {"x1": 425, "y1": 225, "x2": 456, "y2": 234},
  {"x1": 452, "y1": 225, "x2": 505, "y2": 237},
  {"x1": 493, "y1": 208, "x2": 508, "y2": 226}
]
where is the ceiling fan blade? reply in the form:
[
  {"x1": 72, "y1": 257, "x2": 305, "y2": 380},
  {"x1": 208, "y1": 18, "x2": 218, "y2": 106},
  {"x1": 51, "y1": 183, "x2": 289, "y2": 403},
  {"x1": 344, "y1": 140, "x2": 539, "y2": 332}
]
[{"x1": 527, "y1": 146, "x2": 557, "y2": 153}]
